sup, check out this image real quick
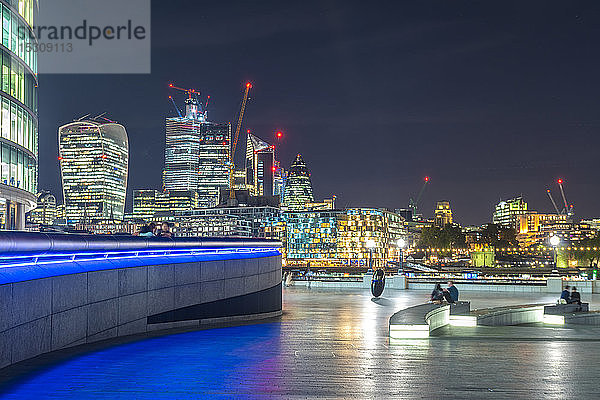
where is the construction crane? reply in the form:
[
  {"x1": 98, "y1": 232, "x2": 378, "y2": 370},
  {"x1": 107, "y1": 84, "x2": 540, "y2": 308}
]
[
  {"x1": 546, "y1": 189, "x2": 561, "y2": 215},
  {"x1": 228, "y1": 82, "x2": 252, "y2": 203},
  {"x1": 168, "y1": 95, "x2": 182, "y2": 118},
  {"x1": 546, "y1": 179, "x2": 574, "y2": 217},
  {"x1": 408, "y1": 176, "x2": 430, "y2": 215},
  {"x1": 168, "y1": 83, "x2": 198, "y2": 99}
]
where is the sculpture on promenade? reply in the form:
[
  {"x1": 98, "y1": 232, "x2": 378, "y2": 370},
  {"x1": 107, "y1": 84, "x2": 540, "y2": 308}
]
[{"x1": 371, "y1": 269, "x2": 385, "y2": 297}]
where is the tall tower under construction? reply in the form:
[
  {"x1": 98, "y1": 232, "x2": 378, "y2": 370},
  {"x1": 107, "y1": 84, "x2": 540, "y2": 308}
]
[{"x1": 163, "y1": 93, "x2": 231, "y2": 208}]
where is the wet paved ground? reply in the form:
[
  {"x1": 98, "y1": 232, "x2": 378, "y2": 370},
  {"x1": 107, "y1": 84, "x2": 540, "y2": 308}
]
[{"x1": 2, "y1": 287, "x2": 600, "y2": 399}]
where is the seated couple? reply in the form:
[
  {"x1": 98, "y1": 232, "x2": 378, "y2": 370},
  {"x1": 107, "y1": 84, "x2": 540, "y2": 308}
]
[
  {"x1": 430, "y1": 281, "x2": 459, "y2": 304},
  {"x1": 560, "y1": 285, "x2": 581, "y2": 305}
]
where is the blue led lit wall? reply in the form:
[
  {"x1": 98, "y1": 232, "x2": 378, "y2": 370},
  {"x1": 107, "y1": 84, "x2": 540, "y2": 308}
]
[{"x1": 0, "y1": 233, "x2": 283, "y2": 369}]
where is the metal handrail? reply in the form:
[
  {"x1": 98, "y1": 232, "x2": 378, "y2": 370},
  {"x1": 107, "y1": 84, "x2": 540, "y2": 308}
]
[{"x1": 0, "y1": 231, "x2": 282, "y2": 255}]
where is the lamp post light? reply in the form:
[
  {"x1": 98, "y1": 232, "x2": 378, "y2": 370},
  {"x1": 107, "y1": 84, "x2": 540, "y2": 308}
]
[
  {"x1": 366, "y1": 239, "x2": 376, "y2": 269},
  {"x1": 397, "y1": 238, "x2": 407, "y2": 270},
  {"x1": 549, "y1": 235, "x2": 560, "y2": 269}
]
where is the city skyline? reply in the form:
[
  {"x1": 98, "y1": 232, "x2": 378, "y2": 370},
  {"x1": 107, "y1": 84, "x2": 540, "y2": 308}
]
[{"x1": 37, "y1": 0, "x2": 600, "y2": 225}]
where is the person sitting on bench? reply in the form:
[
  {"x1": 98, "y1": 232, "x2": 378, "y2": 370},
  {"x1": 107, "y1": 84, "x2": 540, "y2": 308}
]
[
  {"x1": 430, "y1": 283, "x2": 444, "y2": 303},
  {"x1": 446, "y1": 281, "x2": 459, "y2": 303},
  {"x1": 560, "y1": 285, "x2": 570, "y2": 304},
  {"x1": 568, "y1": 286, "x2": 581, "y2": 305}
]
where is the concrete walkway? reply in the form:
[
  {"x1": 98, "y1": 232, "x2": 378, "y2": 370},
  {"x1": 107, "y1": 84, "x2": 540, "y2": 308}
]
[{"x1": 1, "y1": 286, "x2": 599, "y2": 399}]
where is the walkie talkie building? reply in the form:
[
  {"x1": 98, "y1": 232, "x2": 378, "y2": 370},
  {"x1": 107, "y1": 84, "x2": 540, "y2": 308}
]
[
  {"x1": 58, "y1": 119, "x2": 129, "y2": 224},
  {"x1": 0, "y1": 0, "x2": 38, "y2": 229}
]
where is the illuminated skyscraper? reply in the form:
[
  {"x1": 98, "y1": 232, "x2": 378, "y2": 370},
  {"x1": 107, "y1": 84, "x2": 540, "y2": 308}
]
[
  {"x1": 197, "y1": 122, "x2": 230, "y2": 207},
  {"x1": 163, "y1": 97, "x2": 230, "y2": 207},
  {"x1": 245, "y1": 133, "x2": 274, "y2": 196},
  {"x1": 58, "y1": 119, "x2": 129, "y2": 224},
  {"x1": 282, "y1": 154, "x2": 314, "y2": 210},
  {"x1": 0, "y1": 1, "x2": 38, "y2": 229}
]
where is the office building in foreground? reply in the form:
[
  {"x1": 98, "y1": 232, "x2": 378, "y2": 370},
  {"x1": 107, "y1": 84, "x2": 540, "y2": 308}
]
[
  {"x1": 0, "y1": 0, "x2": 38, "y2": 229},
  {"x1": 58, "y1": 119, "x2": 129, "y2": 224}
]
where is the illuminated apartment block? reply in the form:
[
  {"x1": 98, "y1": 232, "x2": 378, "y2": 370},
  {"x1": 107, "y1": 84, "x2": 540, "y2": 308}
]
[{"x1": 284, "y1": 208, "x2": 405, "y2": 268}]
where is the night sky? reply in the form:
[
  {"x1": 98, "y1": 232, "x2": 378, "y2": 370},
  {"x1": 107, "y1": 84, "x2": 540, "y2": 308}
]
[{"x1": 39, "y1": 1, "x2": 600, "y2": 225}]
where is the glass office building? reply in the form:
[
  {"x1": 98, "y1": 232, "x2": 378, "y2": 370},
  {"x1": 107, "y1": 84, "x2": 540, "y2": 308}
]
[
  {"x1": 282, "y1": 154, "x2": 313, "y2": 210},
  {"x1": 164, "y1": 97, "x2": 230, "y2": 208},
  {"x1": 0, "y1": 0, "x2": 38, "y2": 229},
  {"x1": 245, "y1": 133, "x2": 274, "y2": 196},
  {"x1": 58, "y1": 120, "x2": 129, "y2": 224}
]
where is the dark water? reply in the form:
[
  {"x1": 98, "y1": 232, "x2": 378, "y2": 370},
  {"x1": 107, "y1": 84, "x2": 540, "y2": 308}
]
[{"x1": 2, "y1": 287, "x2": 600, "y2": 399}]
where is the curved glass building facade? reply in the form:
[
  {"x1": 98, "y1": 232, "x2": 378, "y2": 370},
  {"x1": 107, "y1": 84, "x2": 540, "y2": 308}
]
[
  {"x1": 58, "y1": 120, "x2": 129, "y2": 224},
  {"x1": 0, "y1": 0, "x2": 38, "y2": 229}
]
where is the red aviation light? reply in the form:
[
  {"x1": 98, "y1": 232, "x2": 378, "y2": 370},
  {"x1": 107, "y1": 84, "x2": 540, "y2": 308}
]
[
  {"x1": 168, "y1": 83, "x2": 174, "y2": 87},
  {"x1": 222, "y1": 141, "x2": 227, "y2": 146},
  {"x1": 246, "y1": 82, "x2": 252, "y2": 89},
  {"x1": 57, "y1": 156, "x2": 63, "y2": 161},
  {"x1": 557, "y1": 179, "x2": 563, "y2": 184},
  {"x1": 247, "y1": 129, "x2": 251, "y2": 134},
  {"x1": 276, "y1": 131, "x2": 283, "y2": 139},
  {"x1": 101, "y1": 154, "x2": 107, "y2": 159},
  {"x1": 424, "y1": 176, "x2": 430, "y2": 182},
  {"x1": 271, "y1": 166, "x2": 277, "y2": 172}
]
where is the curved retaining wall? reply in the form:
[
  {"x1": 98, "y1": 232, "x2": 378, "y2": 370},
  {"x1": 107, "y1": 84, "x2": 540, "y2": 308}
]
[
  {"x1": 0, "y1": 233, "x2": 282, "y2": 369},
  {"x1": 476, "y1": 305, "x2": 544, "y2": 326}
]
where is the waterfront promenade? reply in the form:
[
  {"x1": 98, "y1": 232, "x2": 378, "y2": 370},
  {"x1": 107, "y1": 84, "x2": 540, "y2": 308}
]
[{"x1": 2, "y1": 286, "x2": 600, "y2": 398}]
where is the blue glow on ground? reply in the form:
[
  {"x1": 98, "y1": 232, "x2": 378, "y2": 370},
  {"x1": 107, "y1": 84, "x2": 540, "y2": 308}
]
[{"x1": 0, "y1": 323, "x2": 282, "y2": 399}]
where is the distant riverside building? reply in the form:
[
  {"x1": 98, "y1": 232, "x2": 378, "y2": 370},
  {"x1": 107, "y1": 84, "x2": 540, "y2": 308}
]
[
  {"x1": 434, "y1": 201, "x2": 453, "y2": 227},
  {"x1": 163, "y1": 96, "x2": 230, "y2": 207},
  {"x1": 518, "y1": 212, "x2": 568, "y2": 234},
  {"x1": 284, "y1": 208, "x2": 406, "y2": 268},
  {"x1": 133, "y1": 189, "x2": 200, "y2": 219},
  {"x1": 282, "y1": 154, "x2": 314, "y2": 210},
  {"x1": 132, "y1": 189, "x2": 159, "y2": 220},
  {"x1": 58, "y1": 119, "x2": 129, "y2": 224},
  {"x1": 493, "y1": 197, "x2": 528, "y2": 229},
  {"x1": 245, "y1": 133, "x2": 275, "y2": 197},
  {"x1": 306, "y1": 196, "x2": 336, "y2": 210},
  {"x1": 27, "y1": 191, "x2": 57, "y2": 225},
  {"x1": 0, "y1": 1, "x2": 39, "y2": 229},
  {"x1": 173, "y1": 206, "x2": 280, "y2": 238}
]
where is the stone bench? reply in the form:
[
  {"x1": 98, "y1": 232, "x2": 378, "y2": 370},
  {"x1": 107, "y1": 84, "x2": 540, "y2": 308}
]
[
  {"x1": 476, "y1": 304, "x2": 545, "y2": 326},
  {"x1": 389, "y1": 301, "x2": 472, "y2": 340},
  {"x1": 389, "y1": 303, "x2": 448, "y2": 339},
  {"x1": 544, "y1": 303, "x2": 589, "y2": 315}
]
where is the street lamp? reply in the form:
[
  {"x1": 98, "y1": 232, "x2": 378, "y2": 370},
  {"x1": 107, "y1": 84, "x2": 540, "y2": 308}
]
[
  {"x1": 397, "y1": 238, "x2": 407, "y2": 270},
  {"x1": 366, "y1": 239, "x2": 376, "y2": 269},
  {"x1": 550, "y1": 235, "x2": 560, "y2": 269}
]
